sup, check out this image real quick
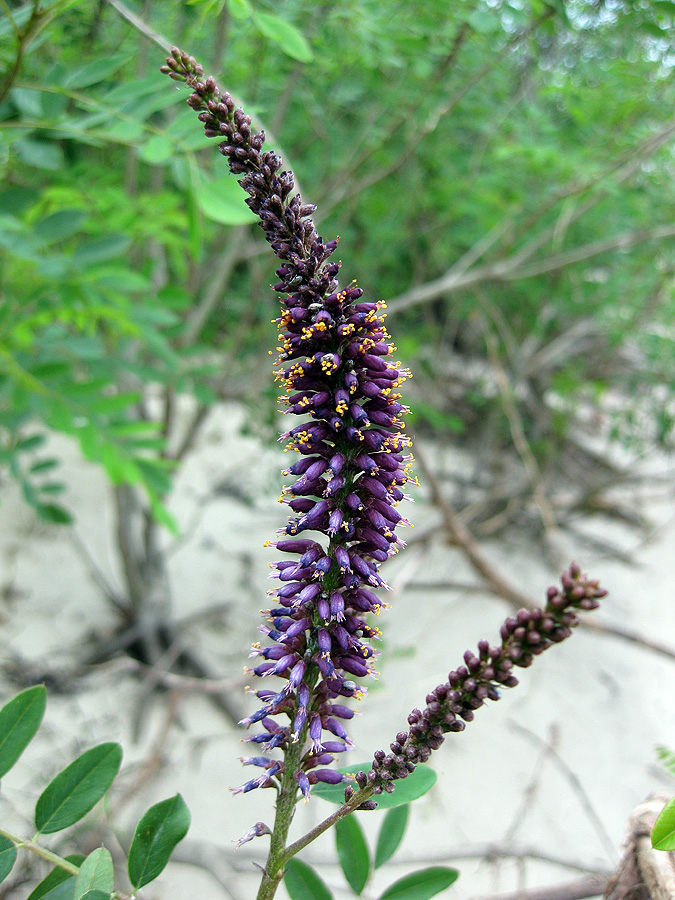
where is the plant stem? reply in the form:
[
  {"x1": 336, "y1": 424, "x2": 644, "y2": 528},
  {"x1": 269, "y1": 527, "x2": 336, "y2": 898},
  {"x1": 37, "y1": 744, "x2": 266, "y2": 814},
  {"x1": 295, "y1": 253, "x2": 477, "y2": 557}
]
[
  {"x1": 255, "y1": 740, "x2": 305, "y2": 900},
  {"x1": 0, "y1": 826, "x2": 80, "y2": 875},
  {"x1": 280, "y1": 786, "x2": 374, "y2": 866}
]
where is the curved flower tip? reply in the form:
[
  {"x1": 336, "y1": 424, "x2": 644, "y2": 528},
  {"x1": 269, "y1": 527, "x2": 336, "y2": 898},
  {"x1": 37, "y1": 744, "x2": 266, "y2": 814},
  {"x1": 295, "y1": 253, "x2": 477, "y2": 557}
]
[{"x1": 234, "y1": 821, "x2": 272, "y2": 850}]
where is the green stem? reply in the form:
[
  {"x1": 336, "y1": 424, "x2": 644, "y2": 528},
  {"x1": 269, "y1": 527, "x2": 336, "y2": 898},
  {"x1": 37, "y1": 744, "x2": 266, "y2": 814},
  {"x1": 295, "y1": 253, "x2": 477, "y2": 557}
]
[
  {"x1": 0, "y1": 826, "x2": 80, "y2": 876},
  {"x1": 255, "y1": 739, "x2": 305, "y2": 900},
  {"x1": 280, "y1": 785, "x2": 375, "y2": 866}
]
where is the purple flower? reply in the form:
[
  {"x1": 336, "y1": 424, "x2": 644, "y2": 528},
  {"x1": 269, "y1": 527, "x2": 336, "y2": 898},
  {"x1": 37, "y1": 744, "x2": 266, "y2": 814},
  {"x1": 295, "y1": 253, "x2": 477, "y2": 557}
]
[{"x1": 162, "y1": 49, "x2": 416, "y2": 797}]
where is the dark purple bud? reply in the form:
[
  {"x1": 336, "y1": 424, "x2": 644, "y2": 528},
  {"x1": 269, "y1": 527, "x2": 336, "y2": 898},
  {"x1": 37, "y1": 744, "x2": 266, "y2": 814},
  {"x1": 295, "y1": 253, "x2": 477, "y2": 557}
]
[{"x1": 312, "y1": 769, "x2": 345, "y2": 784}]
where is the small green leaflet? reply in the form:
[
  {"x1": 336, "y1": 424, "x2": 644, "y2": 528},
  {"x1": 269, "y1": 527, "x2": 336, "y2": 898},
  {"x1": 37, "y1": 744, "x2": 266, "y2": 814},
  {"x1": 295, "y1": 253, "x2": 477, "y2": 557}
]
[
  {"x1": 0, "y1": 685, "x2": 47, "y2": 779},
  {"x1": 652, "y1": 795, "x2": 675, "y2": 851},
  {"x1": 378, "y1": 867, "x2": 459, "y2": 900},
  {"x1": 253, "y1": 12, "x2": 313, "y2": 63},
  {"x1": 127, "y1": 793, "x2": 191, "y2": 889},
  {"x1": 312, "y1": 763, "x2": 437, "y2": 809},
  {"x1": 35, "y1": 743, "x2": 123, "y2": 834},
  {"x1": 62, "y1": 54, "x2": 130, "y2": 90},
  {"x1": 0, "y1": 835, "x2": 17, "y2": 885},
  {"x1": 336, "y1": 816, "x2": 370, "y2": 895},
  {"x1": 284, "y1": 859, "x2": 333, "y2": 900},
  {"x1": 375, "y1": 804, "x2": 409, "y2": 868},
  {"x1": 74, "y1": 848, "x2": 114, "y2": 899},
  {"x1": 194, "y1": 176, "x2": 257, "y2": 226}
]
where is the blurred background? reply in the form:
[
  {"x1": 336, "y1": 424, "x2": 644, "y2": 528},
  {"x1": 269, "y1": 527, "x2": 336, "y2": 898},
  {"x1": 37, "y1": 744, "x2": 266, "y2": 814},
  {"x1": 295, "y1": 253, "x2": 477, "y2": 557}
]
[{"x1": 1, "y1": 1, "x2": 675, "y2": 898}]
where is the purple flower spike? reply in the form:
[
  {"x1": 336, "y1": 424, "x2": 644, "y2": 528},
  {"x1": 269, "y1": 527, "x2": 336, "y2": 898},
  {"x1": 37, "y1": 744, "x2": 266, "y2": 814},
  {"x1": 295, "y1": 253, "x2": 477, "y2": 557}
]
[{"x1": 163, "y1": 50, "x2": 416, "y2": 799}]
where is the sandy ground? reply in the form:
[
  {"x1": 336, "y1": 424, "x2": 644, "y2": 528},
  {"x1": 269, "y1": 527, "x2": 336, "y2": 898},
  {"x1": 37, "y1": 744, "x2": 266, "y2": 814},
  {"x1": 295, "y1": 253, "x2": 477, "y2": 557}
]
[{"x1": 1, "y1": 401, "x2": 675, "y2": 900}]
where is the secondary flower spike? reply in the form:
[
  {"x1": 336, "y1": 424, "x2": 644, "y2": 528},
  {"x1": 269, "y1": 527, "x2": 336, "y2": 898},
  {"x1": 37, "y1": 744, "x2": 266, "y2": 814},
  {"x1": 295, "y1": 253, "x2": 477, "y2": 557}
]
[
  {"x1": 355, "y1": 564, "x2": 607, "y2": 797},
  {"x1": 161, "y1": 50, "x2": 416, "y2": 796}
]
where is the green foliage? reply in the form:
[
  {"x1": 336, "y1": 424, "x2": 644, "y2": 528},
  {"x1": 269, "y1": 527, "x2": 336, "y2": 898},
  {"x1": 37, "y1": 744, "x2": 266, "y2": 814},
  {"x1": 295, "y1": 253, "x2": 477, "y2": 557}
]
[
  {"x1": 0, "y1": 685, "x2": 46, "y2": 779},
  {"x1": 312, "y1": 764, "x2": 437, "y2": 809},
  {"x1": 656, "y1": 745, "x2": 675, "y2": 777},
  {"x1": 35, "y1": 743, "x2": 123, "y2": 834},
  {"x1": 284, "y1": 859, "x2": 333, "y2": 900},
  {"x1": 0, "y1": 687, "x2": 189, "y2": 896},
  {"x1": 0, "y1": 835, "x2": 17, "y2": 885},
  {"x1": 377, "y1": 867, "x2": 459, "y2": 900},
  {"x1": 290, "y1": 797, "x2": 456, "y2": 900},
  {"x1": 652, "y1": 796, "x2": 675, "y2": 851},
  {"x1": 73, "y1": 849, "x2": 114, "y2": 899},
  {"x1": 335, "y1": 816, "x2": 370, "y2": 895},
  {"x1": 375, "y1": 805, "x2": 409, "y2": 869},
  {"x1": 127, "y1": 794, "x2": 191, "y2": 890}
]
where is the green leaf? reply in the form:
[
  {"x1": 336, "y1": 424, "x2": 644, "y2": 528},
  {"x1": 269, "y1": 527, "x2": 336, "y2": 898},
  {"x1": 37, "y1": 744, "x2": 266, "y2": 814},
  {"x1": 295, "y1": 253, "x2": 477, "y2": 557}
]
[
  {"x1": 36, "y1": 503, "x2": 73, "y2": 525},
  {"x1": 284, "y1": 859, "x2": 333, "y2": 900},
  {"x1": 312, "y1": 764, "x2": 437, "y2": 809},
  {"x1": 15, "y1": 139, "x2": 65, "y2": 171},
  {"x1": 253, "y1": 12, "x2": 313, "y2": 62},
  {"x1": 378, "y1": 867, "x2": 459, "y2": 900},
  {"x1": 72, "y1": 235, "x2": 131, "y2": 267},
  {"x1": 35, "y1": 743, "x2": 123, "y2": 834},
  {"x1": 127, "y1": 793, "x2": 190, "y2": 889},
  {"x1": 34, "y1": 210, "x2": 87, "y2": 243},
  {"x1": 89, "y1": 392, "x2": 140, "y2": 416},
  {"x1": 16, "y1": 434, "x2": 46, "y2": 452},
  {"x1": 78, "y1": 892, "x2": 110, "y2": 900},
  {"x1": 30, "y1": 459, "x2": 60, "y2": 474},
  {"x1": 0, "y1": 685, "x2": 47, "y2": 778},
  {"x1": 335, "y1": 816, "x2": 370, "y2": 895},
  {"x1": 137, "y1": 134, "x2": 173, "y2": 165},
  {"x1": 26, "y1": 856, "x2": 85, "y2": 900},
  {"x1": 194, "y1": 176, "x2": 256, "y2": 225},
  {"x1": 0, "y1": 835, "x2": 17, "y2": 885},
  {"x1": 375, "y1": 804, "x2": 409, "y2": 868},
  {"x1": 62, "y1": 54, "x2": 129, "y2": 90},
  {"x1": 652, "y1": 796, "x2": 675, "y2": 851},
  {"x1": 656, "y1": 746, "x2": 675, "y2": 777},
  {"x1": 228, "y1": 0, "x2": 252, "y2": 18},
  {"x1": 74, "y1": 848, "x2": 114, "y2": 899}
]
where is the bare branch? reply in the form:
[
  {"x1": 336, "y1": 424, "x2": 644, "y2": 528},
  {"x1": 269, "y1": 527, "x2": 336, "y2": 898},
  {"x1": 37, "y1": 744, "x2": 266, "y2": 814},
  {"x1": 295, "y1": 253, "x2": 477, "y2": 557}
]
[
  {"x1": 386, "y1": 224, "x2": 675, "y2": 315},
  {"x1": 467, "y1": 875, "x2": 607, "y2": 900}
]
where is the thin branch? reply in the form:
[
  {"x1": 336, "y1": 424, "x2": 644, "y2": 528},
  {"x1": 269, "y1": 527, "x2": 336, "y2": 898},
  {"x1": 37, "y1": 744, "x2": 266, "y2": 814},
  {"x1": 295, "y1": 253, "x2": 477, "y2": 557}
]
[
  {"x1": 0, "y1": 0, "x2": 41, "y2": 106},
  {"x1": 478, "y1": 307, "x2": 561, "y2": 554},
  {"x1": 509, "y1": 722, "x2": 617, "y2": 864},
  {"x1": 279, "y1": 787, "x2": 375, "y2": 866},
  {"x1": 467, "y1": 875, "x2": 607, "y2": 900},
  {"x1": 386, "y1": 224, "x2": 675, "y2": 315},
  {"x1": 104, "y1": 0, "x2": 171, "y2": 51},
  {"x1": 0, "y1": 828, "x2": 79, "y2": 876},
  {"x1": 181, "y1": 226, "x2": 249, "y2": 348},
  {"x1": 500, "y1": 223, "x2": 675, "y2": 282},
  {"x1": 110, "y1": 657, "x2": 245, "y2": 695},
  {"x1": 300, "y1": 843, "x2": 611, "y2": 877},
  {"x1": 69, "y1": 531, "x2": 128, "y2": 616},
  {"x1": 415, "y1": 445, "x2": 675, "y2": 663},
  {"x1": 415, "y1": 445, "x2": 534, "y2": 609}
]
